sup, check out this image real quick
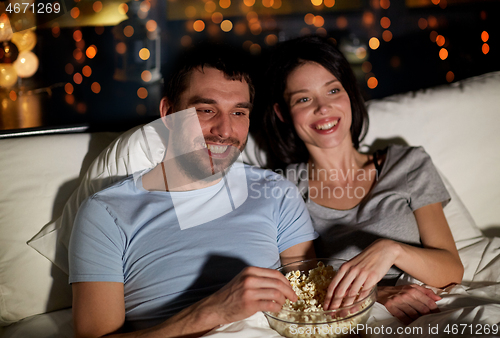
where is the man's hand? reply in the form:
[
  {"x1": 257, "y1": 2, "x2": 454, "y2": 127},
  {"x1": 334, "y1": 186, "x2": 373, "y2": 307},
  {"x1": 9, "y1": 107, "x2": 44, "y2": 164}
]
[
  {"x1": 323, "y1": 239, "x2": 399, "y2": 310},
  {"x1": 199, "y1": 266, "x2": 298, "y2": 326},
  {"x1": 377, "y1": 284, "x2": 441, "y2": 325}
]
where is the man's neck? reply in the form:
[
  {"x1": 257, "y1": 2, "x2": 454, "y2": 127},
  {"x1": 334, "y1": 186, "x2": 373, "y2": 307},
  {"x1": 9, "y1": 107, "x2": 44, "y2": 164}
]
[{"x1": 141, "y1": 162, "x2": 223, "y2": 192}]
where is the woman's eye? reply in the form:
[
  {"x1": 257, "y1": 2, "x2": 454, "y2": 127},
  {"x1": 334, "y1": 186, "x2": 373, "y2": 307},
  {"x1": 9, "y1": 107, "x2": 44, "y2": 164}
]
[
  {"x1": 329, "y1": 88, "x2": 340, "y2": 94},
  {"x1": 296, "y1": 97, "x2": 309, "y2": 104}
]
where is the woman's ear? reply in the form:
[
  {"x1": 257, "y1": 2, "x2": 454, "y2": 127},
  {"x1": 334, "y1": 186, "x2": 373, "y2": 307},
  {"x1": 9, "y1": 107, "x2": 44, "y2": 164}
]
[{"x1": 273, "y1": 103, "x2": 285, "y2": 123}]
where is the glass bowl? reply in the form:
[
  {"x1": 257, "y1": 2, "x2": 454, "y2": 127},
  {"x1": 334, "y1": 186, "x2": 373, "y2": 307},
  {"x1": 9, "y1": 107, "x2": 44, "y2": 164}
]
[{"x1": 263, "y1": 258, "x2": 377, "y2": 338}]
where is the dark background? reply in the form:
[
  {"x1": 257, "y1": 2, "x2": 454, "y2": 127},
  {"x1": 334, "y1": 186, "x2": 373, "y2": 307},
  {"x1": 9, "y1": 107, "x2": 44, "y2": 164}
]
[{"x1": 1, "y1": 0, "x2": 498, "y2": 134}]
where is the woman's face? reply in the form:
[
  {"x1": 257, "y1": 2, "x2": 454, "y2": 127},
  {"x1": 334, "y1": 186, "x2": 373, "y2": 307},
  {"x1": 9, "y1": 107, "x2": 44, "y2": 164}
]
[{"x1": 281, "y1": 62, "x2": 352, "y2": 151}]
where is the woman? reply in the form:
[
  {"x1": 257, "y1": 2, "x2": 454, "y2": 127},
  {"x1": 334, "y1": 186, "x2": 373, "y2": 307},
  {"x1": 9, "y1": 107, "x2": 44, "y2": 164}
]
[{"x1": 263, "y1": 35, "x2": 463, "y2": 324}]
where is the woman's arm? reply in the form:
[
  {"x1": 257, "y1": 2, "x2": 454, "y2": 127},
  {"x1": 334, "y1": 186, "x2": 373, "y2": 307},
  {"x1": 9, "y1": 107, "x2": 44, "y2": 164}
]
[{"x1": 323, "y1": 202, "x2": 463, "y2": 310}]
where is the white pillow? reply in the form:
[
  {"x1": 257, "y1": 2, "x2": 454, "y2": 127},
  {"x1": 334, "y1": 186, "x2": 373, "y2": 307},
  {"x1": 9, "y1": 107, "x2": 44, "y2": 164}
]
[
  {"x1": 363, "y1": 71, "x2": 500, "y2": 231},
  {"x1": 28, "y1": 123, "x2": 166, "y2": 275},
  {"x1": 0, "y1": 132, "x2": 117, "y2": 325}
]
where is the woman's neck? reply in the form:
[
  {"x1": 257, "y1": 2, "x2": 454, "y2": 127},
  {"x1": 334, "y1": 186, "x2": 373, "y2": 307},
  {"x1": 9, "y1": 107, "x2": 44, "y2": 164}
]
[{"x1": 307, "y1": 141, "x2": 368, "y2": 183}]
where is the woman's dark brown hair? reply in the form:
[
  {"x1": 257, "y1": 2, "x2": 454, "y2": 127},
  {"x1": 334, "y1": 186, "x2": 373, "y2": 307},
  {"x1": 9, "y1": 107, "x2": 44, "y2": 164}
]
[{"x1": 263, "y1": 35, "x2": 369, "y2": 169}]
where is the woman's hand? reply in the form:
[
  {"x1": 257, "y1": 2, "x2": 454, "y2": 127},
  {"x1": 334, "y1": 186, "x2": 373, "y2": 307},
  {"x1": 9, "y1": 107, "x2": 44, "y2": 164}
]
[
  {"x1": 377, "y1": 284, "x2": 441, "y2": 325},
  {"x1": 323, "y1": 239, "x2": 400, "y2": 310}
]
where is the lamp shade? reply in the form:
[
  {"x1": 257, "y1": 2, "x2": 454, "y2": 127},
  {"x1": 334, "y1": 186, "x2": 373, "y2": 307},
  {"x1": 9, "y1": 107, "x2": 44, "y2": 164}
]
[
  {"x1": 13, "y1": 51, "x2": 39, "y2": 78},
  {"x1": 0, "y1": 64, "x2": 18, "y2": 88}
]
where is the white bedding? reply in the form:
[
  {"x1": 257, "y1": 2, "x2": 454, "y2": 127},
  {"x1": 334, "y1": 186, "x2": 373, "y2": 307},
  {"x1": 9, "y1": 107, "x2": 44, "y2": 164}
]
[{"x1": 4, "y1": 237, "x2": 500, "y2": 338}]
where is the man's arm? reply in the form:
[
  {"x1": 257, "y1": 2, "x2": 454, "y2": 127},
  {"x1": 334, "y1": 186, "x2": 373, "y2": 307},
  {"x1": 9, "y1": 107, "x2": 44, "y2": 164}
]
[
  {"x1": 279, "y1": 241, "x2": 316, "y2": 266},
  {"x1": 72, "y1": 266, "x2": 298, "y2": 338}
]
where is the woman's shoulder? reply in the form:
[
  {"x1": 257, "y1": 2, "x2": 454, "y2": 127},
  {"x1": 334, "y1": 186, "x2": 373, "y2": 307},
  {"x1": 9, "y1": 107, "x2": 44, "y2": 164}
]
[{"x1": 386, "y1": 144, "x2": 431, "y2": 162}]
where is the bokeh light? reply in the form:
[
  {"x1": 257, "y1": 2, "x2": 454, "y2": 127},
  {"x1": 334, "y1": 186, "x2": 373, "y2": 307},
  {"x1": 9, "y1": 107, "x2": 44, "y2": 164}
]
[
  {"x1": 139, "y1": 48, "x2": 150, "y2": 60},
  {"x1": 193, "y1": 20, "x2": 205, "y2": 32},
  {"x1": 380, "y1": 17, "x2": 390, "y2": 29},
  {"x1": 336, "y1": 17, "x2": 348, "y2": 29},
  {"x1": 380, "y1": 0, "x2": 390, "y2": 9},
  {"x1": 304, "y1": 13, "x2": 315, "y2": 25},
  {"x1": 311, "y1": 0, "x2": 322, "y2": 6},
  {"x1": 482, "y1": 43, "x2": 490, "y2": 54},
  {"x1": 205, "y1": 1, "x2": 216, "y2": 13},
  {"x1": 313, "y1": 16, "x2": 325, "y2": 27},
  {"x1": 220, "y1": 0, "x2": 231, "y2": 9},
  {"x1": 418, "y1": 18, "x2": 428, "y2": 30},
  {"x1": 141, "y1": 70, "x2": 152, "y2": 82},
  {"x1": 86, "y1": 45, "x2": 97, "y2": 59},
  {"x1": 212, "y1": 12, "x2": 223, "y2": 24},
  {"x1": 324, "y1": 0, "x2": 335, "y2": 7},
  {"x1": 439, "y1": 48, "x2": 448, "y2": 60},
  {"x1": 73, "y1": 30, "x2": 82, "y2": 42},
  {"x1": 93, "y1": 1, "x2": 103, "y2": 12},
  {"x1": 481, "y1": 31, "x2": 489, "y2": 42},
  {"x1": 82, "y1": 65, "x2": 92, "y2": 77},
  {"x1": 73, "y1": 72, "x2": 83, "y2": 84},
  {"x1": 65, "y1": 63, "x2": 74, "y2": 75},
  {"x1": 367, "y1": 76, "x2": 378, "y2": 89},
  {"x1": 124, "y1": 25, "x2": 134, "y2": 37},
  {"x1": 137, "y1": 87, "x2": 148, "y2": 99},
  {"x1": 382, "y1": 30, "x2": 392, "y2": 42},
  {"x1": 185, "y1": 6, "x2": 196, "y2": 18},
  {"x1": 265, "y1": 34, "x2": 278, "y2": 46},
  {"x1": 146, "y1": 20, "x2": 157, "y2": 32},
  {"x1": 436, "y1": 35, "x2": 445, "y2": 46},
  {"x1": 221, "y1": 20, "x2": 233, "y2": 32},
  {"x1": 91, "y1": 82, "x2": 101, "y2": 94},
  {"x1": 65, "y1": 83, "x2": 74, "y2": 95},
  {"x1": 70, "y1": 7, "x2": 80, "y2": 19},
  {"x1": 118, "y1": 3, "x2": 128, "y2": 14},
  {"x1": 116, "y1": 42, "x2": 126, "y2": 54},
  {"x1": 369, "y1": 37, "x2": 380, "y2": 50},
  {"x1": 243, "y1": 0, "x2": 255, "y2": 6},
  {"x1": 446, "y1": 71, "x2": 454, "y2": 82}
]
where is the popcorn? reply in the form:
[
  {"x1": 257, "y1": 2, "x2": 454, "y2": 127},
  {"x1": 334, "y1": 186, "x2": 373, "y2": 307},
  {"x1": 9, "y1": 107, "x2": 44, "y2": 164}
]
[{"x1": 264, "y1": 261, "x2": 375, "y2": 338}]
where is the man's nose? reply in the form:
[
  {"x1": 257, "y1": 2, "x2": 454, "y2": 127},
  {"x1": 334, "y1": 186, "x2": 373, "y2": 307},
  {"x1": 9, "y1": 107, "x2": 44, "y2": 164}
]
[{"x1": 210, "y1": 113, "x2": 232, "y2": 139}]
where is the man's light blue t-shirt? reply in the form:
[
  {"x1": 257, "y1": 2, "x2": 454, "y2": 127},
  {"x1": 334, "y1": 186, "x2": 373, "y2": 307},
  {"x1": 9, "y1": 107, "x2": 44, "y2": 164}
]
[{"x1": 69, "y1": 163, "x2": 317, "y2": 329}]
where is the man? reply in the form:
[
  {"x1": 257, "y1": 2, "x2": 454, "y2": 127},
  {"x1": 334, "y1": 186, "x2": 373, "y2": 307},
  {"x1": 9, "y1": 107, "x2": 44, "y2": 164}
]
[{"x1": 69, "y1": 44, "x2": 317, "y2": 337}]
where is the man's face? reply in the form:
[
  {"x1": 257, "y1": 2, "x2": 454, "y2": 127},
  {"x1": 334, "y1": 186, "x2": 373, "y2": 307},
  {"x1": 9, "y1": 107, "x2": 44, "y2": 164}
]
[{"x1": 169, "y1": 67, "x2": 252, "y2": 181}]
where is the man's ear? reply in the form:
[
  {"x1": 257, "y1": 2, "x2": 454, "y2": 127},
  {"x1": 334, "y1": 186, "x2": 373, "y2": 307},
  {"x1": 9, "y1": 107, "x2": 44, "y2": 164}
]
[
  {"x1": 273, "y1": 103, "x2": 285, "y2": 123},
  {"x1": 160, "y1": 97, "x2": 174, "y2": 130}
]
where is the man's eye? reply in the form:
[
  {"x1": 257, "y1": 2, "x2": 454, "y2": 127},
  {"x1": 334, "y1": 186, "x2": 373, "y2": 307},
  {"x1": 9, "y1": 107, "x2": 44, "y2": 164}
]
[
  {"x1": 198, "y1": 109, "x2": 214, "y2": 113},
  {"x1": 233, "y1": 111, "x2": 247, "y2": 116}
]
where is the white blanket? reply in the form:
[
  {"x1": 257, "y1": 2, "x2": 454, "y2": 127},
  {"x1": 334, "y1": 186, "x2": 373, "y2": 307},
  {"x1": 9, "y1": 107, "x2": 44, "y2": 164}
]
[
  {"x1": 3, "y1": 237, "x2": 500, "y2": 338},
  {"x1": 204, "y1": 237, "x2": 500, "y2": 338}
]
